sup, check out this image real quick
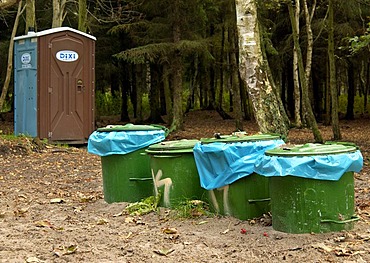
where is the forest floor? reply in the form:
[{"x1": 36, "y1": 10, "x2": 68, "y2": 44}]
[{"x1": 0, "y1": 110, "x2": 370, "y2": 263}]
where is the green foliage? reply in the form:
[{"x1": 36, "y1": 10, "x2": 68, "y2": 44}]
[
  {"x1": 95, "y1": 90, "x2": 122, "y2": 116},
  {"x1": 95, "y1": 90, "x2": 151, "y2": 118},
  {"x1": 114, "y1": 40, "x2": 212, "y2": 64},
  {"x1": 338, "y1": 94, "x2": 370, "y2": 114},
  {"x1": 348, "y1": 23, "x2": 370, "y2": 54},
  {"x1": 0, "y1": 94, "x2": 12, "y2": 113},
  {"x1": 171, "y1": 200, "x2": 212, "y2": 219},
  {"x1": 0, "y1": 133, "x2": 25, "y2": 141},
  {"x1": 124, "y1": 195, "x2": 161, "y2": 216}
]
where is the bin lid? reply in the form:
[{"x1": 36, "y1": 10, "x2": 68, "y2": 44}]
[
  {"x1": 200, "y1": 133, "x2": 281, "y2": 144},
  {"x1": 265, "y1": 142, "x2": 358, "y2": 157},
  {"x1": 146, "y1": 139, "x2": 199, "y2": 154},
  {"x1": 97, "y1": 123, "x2": 164, "y2": 132}
]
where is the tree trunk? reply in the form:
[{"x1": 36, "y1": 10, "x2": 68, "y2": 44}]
[
  {"x1": 134, "y1": 64, "x2": 144, "y2": 123},
  {"x1": 292, "y1": 0, "x2": 302, "y2": 127},
  {"x1": 0, "y1": 0, "x2": 17, "y2": 9},
  {"x1": 287, "y1": 1, "x2": 323, "y2": 142},
  {"x1": 0, "y1": 0, "x2": 24, "y2": 112},
  {"x1": 185, "y1": 56, "x2": 197, "y2": 113},
  {"x1": 52, "y1": 0, "x2": 66, "y2": 28},
  {"x1": 230, "y1": 0, "x2": 243, "y2": 131},
  {"x1": 365, "y1": 61, "x2": 369, "y2": 113},
  {"x1": 163, "y1": 64, "x2": 173, "y2": 124},
  {"x1": 303, "y1": 0, "x2": 316, "y2": 82},
  {"x1": 26, "y1": 0, "x2": 35, "y2": 33},
  {"x1": 346, "y1": 60, "x2": 355, "y2": 120},
  {"x1": 235, "y1": 0, "x2": 289, "y2": 137},
  {"x1": 78, "y1": 0, "x2": 87, "y2": 32},
  {"x1": 328, "y1": 0, "x2": 341, "y2": 140},
  {"x1": 324, "y1": 61, "x2": 331, "y2": 125},
  {"x1": 147, "y1": 64, "x2": 164, "y2": 123},
  {"x1": 120, "y1": 63, "x2": 130, "y2": 122},
  {"x1": 169, "y1": 0, "x2": 184, "y2": 131}
]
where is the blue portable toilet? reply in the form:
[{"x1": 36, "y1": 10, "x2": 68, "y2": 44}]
[
  {"x1": 14, "y1": 31, "x2": 38, "y2": 137},
  {"x1": 13, "y1": 27, "x2": 96, "y2": 143}
]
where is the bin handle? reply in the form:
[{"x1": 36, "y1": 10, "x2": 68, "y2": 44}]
[
  {"x1": 320, "y1": 215, "x2": 360, "y2": 224},
  {"x1": 152, "y1": 155, "x2": 182, "y2": 158},
  {"x1": 129, "y1": 177, "x2": 153, "y2": 181},
  {"x1": 248, "y1": 198, "x2": 271, "y2": 203}
]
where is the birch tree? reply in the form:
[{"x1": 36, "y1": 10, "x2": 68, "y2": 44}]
[
  {"x1": 52, "y1": 0, "x2": 66, "y2": 28},
  {"x1": 25, "y1": 0, "x2": 35, "y2": 33},
  {"x1": 235, "y1": 0, "x2": 289, "y2": 137},
  {"x1": 287, "y1": 0, "x2": 323, "y2": 142},
  {"x1": 292, "y1": 0, "x2": 301, "y2": 127}
]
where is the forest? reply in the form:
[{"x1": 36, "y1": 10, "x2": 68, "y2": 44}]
[
  {"x1": 1, "y1": 1, "x2": 370, "y2": 262},
  {"x1": 0, "y1": 0, "x2": 370, "y2": 139}
]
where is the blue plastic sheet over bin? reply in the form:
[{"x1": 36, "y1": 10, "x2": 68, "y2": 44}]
[
  {"x1": 87, "y1": 124, "x2": 166, "y2": 156},
  {"x1": 193, "y1": 137, "x2": 284, "y2": 190},
  {"x1": 254, "y1": 143, "x2": 363, "y2": 181},
  {"x1": 254, "y1": 142, "x2": 363, "y2": 233},
  {"x1": 87, "y1": 124, "x2": 167, "y2": 203}
]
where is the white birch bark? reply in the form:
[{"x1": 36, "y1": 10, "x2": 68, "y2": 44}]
[
  {"x1": 293, "y1": 0, "x2": 302, "y2": 127},
  {"x1": 235, "y1": 0, "x2": 288, "y2": 136},
  {"x1": 52, "y1": 0, "x2": 66, "y2": 28}
]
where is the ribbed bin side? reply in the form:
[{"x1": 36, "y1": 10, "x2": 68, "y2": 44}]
[
  {"x1": 101, "y1": 148, "x2": 153, "y2": 203},
  {"x1": 270, "y1": 171, "x2": 356, "y2": 233},
  {"x1": 149, "y1": 153, "x2": 206, "y2": 208},
  {"x1": 208, "y1": 173, "x2": 270, "y2": 220}
]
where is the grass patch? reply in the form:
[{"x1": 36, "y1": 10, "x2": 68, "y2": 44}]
[{"x1": 171, "y1": 199, "x2": 213, "y2": 219}]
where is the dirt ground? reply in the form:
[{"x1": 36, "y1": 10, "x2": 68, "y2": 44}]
[{"x1": 0, "y1": 110, "x2": 370, "y2": 263}]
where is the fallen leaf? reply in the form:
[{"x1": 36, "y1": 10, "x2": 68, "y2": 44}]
[
  {"x1": 26, "y1": 256, "x2": 42, "y2": 263},
  {"x1": 50, "y1": 198, "x2": 64, "y2": 204},
  {"x1": 96, "y1": 218, "x2": 109, "y2": 225},
  {"x1": 222, "y1": 229, "x2": 230, "y2": 234},
  {"x1": 14, "y1": 206, "x2": 30, "y2": 217},
  {"x1": 153, "y1": 248, "x2": 175, "y2": 256},
  {"x1": 162, "y1": 227, "x2": 178, "y2": 234},
  {"x1": 197, "y1": 221, "x2": 208, "y2": 225},
  {"x1": 124, "y1": 232, "x2": 133, "y2": 239},
  {"x1": 125, "y1": 217, "x2": 135, "y2": 223},
  {"x1": 312, "y1": 243, "x2": 333, "y2": 253},
  {"x1": 64, "y1": 245, "x2": 78, "y2": 255},
  {"x1": 113, "y1": 211, "x2": 124, "y2": 217},
  {"x1": 35, "y1": 220, "x2": 54, "y2": 228}
]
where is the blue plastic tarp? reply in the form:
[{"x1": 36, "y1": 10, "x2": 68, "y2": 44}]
[
  {"x1": 254, "y1": 150, "x2": 363, "y2": 181},
  {"x1": 193, "y1": 139, "x2": 285, "y2": 190},
  {"x1": 87, "y1": 130, "x2": 166, "y2": 156}
]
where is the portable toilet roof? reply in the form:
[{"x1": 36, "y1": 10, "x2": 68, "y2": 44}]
[
  {"x1": 14, "y1": 27, "x2": 96, "y2": 41},
  {"x1": 13, "y1": 27, "x2": 96, "y2": 143}
]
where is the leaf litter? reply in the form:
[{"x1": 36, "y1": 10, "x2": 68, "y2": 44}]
[{"x1": 1, "y1": 111, "x2": 370, "y2": 262}]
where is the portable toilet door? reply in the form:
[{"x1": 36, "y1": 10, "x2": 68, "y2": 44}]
[
  {"x1": 14, "y1": 27, "x2": 96, "y2": 143},
  {"x1": 14, "y1": 31, "x2": 38, "y2": 137}
]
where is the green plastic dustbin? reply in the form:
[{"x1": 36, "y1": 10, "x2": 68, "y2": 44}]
[
  {"x1": 263, "y1": 143, "x2": 362, "y2": 233},
  {"x1": 198, "y1": 134, "x2": 283, "y2": 220},
  {"x1": 88, "y1": 124, "x2": 166, "y2": 203},
  {"x1": 146, "y1": 139, "x2": 206, "y2": 208}
]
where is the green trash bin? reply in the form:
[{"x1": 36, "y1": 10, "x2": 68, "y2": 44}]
[
  {"x1": 88, "y1": 124, "x2": 166, "y2": 203},
  {"x1": 146, "y1": 139, "x2": 206, "y2": 208},
  {"x1": 255, "y1": 142, "x2": 363, "y2": 233},
  {"x1": 193, "y1": 134, "x2": 285, "y2": 220}
]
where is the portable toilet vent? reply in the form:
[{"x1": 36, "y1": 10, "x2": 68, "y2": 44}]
[{"x1": 14, "y1": 27, "x2": 96, "y2": 143}]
